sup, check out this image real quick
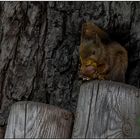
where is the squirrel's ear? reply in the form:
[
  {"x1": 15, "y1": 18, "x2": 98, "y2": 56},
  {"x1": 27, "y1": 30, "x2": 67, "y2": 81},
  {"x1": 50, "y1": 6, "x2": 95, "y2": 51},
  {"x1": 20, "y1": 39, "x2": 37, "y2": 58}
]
[{"x1": 95, "y1": 34, "x2": 102, "y2": 46}]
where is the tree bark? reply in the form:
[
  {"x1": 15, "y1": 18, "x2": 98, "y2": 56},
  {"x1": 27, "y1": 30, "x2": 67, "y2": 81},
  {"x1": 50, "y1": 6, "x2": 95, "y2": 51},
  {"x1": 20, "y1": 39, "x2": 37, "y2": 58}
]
[
  {"x1": 0, "y1": 126, "x2": 5, "y2": 138},
  {"x1": 0, "y1": 1, "x2": 140, "y2": 126}
]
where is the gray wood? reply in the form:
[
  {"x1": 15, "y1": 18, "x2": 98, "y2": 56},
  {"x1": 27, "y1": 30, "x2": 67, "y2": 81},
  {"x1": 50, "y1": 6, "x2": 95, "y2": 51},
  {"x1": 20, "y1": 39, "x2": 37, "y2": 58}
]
[
  {"x1": 72, "y1": 80, "x2": 140, "y2": 138},
  {"x1": 4, "y1": 101, "x2": 73, "y2": 138}
]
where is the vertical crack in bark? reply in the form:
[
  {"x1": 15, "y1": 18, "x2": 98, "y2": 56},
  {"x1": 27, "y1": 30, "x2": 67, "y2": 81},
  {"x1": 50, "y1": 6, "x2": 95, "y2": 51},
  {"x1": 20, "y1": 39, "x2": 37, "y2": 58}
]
[
  {"x1": 129, "y1": 2, "x2": 136, "y2": 31},
  {"x1": 0, "y1": 59, "x2": 12, "y2": 109},
  {"x1": 28, "y1": 2, "x2": 48, "y2": 102}
]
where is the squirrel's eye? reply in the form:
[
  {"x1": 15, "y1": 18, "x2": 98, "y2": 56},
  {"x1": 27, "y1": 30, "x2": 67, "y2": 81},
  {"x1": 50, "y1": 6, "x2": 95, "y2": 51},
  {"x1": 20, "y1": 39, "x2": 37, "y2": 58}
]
[{"x1": 92, "y1": 51, "x2": 95, "y2": 55}]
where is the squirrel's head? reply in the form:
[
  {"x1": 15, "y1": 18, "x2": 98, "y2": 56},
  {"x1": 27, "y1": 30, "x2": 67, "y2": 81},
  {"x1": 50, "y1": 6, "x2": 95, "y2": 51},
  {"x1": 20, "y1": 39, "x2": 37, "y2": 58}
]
[
  {"x1": 79, "y1": 34, "x2": 104, "y2": 80},
  {"x1": 80, "y1": 34, "x2": 104, "y2": 63}
]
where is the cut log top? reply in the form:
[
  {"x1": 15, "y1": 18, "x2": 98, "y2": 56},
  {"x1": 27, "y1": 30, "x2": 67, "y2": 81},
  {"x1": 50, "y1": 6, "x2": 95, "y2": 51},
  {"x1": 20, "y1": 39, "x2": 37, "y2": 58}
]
[
  {"x1": 72, "y1": 80, "x2": 140, "y2": 138},
  {"x1": 5, "y1": 101, "x2": 74, "y2": 139}
]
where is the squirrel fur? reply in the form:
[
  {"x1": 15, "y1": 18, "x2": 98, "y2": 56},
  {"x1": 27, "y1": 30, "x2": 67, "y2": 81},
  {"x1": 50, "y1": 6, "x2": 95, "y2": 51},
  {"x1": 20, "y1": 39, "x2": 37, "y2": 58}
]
[{"x1": 79, "y1": 22, "x2": 128, "y2": 82}]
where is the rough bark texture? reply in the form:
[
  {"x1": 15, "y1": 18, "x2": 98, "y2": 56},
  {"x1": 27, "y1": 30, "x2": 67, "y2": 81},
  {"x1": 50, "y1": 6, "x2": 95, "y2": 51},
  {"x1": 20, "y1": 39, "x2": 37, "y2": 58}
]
[
  {"x1": 0, "y1": 1, "x2": 140, "y2": 126},
  {"x1": 0, "y1": 126, "x2": 5, "y2": 138}
]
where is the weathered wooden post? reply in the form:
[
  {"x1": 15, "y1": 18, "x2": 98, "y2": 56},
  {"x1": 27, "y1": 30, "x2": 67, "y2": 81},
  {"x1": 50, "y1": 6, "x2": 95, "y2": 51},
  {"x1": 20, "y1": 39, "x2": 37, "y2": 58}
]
[
  {"x1": 5, "y1": 101, "x2": 73, "y2": 139},
  {"x1": 72, "y1": 80, "x2": 140, "y2": 138}
]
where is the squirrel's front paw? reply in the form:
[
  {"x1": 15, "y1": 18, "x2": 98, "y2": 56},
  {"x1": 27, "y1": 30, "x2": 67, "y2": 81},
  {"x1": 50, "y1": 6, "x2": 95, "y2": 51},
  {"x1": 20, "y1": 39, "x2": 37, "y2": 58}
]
[
  {"x1": 98, "y1": 75, "x2": 105, "y2": 80},
  {"x1": 96, "y1": 73, "x2": 105, "y2": 80}
]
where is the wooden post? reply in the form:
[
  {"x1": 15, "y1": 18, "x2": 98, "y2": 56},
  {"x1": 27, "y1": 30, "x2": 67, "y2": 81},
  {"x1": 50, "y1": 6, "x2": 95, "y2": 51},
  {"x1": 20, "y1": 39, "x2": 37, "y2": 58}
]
[
  {"x1": 72, "y1": 80, "x2": 140, "y2": 138},
  {"x1": 5, "y1": 101, "x2": 73, "y2": 139}
]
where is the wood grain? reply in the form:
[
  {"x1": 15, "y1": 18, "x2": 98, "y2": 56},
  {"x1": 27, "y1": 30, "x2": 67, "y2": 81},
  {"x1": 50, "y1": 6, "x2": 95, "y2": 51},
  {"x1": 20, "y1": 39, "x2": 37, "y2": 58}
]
[
  {"x1": 4, "y1": 101, "x2": 73, "y2": 138},
  {"x1": 72, "y1": 80, "x2": 140, "y2": 138}
]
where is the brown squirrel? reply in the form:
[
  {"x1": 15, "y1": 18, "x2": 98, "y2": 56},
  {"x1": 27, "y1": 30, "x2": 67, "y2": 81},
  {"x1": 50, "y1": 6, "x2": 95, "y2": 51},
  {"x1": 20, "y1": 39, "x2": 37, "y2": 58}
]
[{"x1": 79, "y1": 22, "x2": 128, "y2": 82}]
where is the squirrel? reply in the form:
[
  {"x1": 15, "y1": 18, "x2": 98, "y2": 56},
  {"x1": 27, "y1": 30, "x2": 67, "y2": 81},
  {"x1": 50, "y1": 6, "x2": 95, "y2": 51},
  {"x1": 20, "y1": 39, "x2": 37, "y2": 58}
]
[{"x1": 79, "y1": 22, "x2": 128, "y2": 82}]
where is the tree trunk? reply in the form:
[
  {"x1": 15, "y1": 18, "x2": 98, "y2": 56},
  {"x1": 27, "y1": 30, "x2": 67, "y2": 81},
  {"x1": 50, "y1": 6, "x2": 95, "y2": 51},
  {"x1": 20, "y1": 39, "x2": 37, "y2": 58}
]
[
  {"x1": 72, "y1": 80, "x2": 140, "y2": 138},
  {"x1": 0, "y1": 126, "x2": 5, "y2": 138},
  {"x1": 0, "y1": 1, "x2": 140, "y2": 126},
  {"x1": 5, "y1": 101, "x2": 73, "y2": 138}
]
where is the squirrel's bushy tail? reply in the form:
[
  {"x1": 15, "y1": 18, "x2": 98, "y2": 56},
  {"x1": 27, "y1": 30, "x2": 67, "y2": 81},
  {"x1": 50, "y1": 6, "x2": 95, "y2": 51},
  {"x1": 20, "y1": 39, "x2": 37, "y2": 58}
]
[{"x1": 110, "y1": 48, "x2": 128, "y2": 82}]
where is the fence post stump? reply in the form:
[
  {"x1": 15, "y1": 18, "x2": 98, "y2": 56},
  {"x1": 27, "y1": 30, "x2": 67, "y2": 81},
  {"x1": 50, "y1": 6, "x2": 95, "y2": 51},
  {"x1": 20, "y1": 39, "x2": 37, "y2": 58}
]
[
  {"x1": 5, "y1": 101, "x2": 73, "y2": 138},
  {"x1": 72, "y1": 80, "x2": 140, "y2": 138}
]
